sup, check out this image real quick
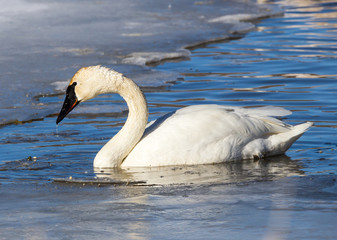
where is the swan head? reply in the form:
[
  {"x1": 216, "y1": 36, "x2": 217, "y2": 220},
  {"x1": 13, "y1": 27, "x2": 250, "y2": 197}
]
[{"x1": 56, "y1": 65, "x2": 123, "y2": 124}]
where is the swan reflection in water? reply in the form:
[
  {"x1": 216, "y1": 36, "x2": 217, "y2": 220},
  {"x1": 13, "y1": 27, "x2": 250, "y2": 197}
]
[{"x1": 90, "y1": 155, "x2": 304, "y2": 186}]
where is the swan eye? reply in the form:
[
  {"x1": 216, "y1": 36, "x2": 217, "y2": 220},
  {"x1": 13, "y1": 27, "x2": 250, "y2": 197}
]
[{"x1": 66, "y1": 82, "x2": 77, "y2": 96}]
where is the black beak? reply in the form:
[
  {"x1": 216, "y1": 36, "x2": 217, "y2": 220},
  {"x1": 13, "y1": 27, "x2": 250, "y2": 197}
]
[{"x1": 56, "y1": 82, "x2": 80, "y2": 124}]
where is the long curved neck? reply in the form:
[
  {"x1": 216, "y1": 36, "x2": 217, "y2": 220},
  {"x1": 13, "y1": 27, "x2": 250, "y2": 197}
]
[{"x1": 94, "y1": 75, "x2": 148, "y2": 169}]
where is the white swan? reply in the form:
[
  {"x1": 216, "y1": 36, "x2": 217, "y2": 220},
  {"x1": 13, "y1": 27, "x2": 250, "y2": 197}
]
[{"x1": 56, "y1": 65, "x2": 313, "y2": 169}]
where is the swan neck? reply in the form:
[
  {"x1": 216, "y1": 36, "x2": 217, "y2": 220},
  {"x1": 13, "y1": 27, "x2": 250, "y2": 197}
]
[{"x1": 94, "y1": 75, "x2": 148, "y2": 169}]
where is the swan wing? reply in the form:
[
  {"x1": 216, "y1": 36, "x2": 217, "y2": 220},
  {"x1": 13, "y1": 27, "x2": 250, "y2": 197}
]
[{"x1": 122, "y1": 105, "x2": 310, "y2": 167}]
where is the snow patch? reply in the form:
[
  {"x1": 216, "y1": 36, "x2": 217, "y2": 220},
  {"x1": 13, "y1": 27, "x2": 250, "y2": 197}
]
[{"x1": 122, "y1": 50, "x2": 190, "y2": 66}]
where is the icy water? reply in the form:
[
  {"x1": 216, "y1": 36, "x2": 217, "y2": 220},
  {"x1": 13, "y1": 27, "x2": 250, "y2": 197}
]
[{"x1": 1, "y1": 0, "x2": 337, "y2": 239}]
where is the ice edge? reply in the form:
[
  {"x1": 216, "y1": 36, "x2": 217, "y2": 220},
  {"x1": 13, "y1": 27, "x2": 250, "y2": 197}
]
[{"x1": 121, "y1": 6, "x2": 283, "y2": 66}]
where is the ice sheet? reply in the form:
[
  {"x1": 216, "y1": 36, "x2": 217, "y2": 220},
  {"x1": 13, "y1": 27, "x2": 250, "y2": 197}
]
[
  {"x1": 0, "y1": 0, "x2": 281, "y2": 125},
  {"x1": 0, "y1": 174, "x2": 336, "y2": 240}
]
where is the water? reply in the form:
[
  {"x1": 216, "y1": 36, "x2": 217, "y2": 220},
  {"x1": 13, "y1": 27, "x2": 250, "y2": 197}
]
[{"x1": 1, "y1": 0, "x2": 337, "y2": 239}]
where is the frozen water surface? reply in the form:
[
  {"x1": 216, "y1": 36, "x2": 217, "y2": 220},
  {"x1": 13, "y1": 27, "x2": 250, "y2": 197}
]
[
  {"x1": 1, "y1": 174, "x2": 336, "y2": 240},
  {"x1": 0, "y1": 0, "x2": 278, "y2": 125},
  {"x1": 1, "y1": 0, "x2": 337, "y2": 239}
]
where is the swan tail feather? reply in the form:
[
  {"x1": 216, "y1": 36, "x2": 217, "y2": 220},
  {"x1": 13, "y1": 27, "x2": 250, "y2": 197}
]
[
  {"x1": 242, "y1": 122, "x2": 313, "y2": 159},
  {"x1": 267, "y1": 121, "x2": 313, "y2": 156}
]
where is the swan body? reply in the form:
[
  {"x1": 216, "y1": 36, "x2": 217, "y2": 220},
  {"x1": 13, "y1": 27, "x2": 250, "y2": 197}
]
[{"x1": 56, "y1": 65, "x2": 312, "y2": 169}]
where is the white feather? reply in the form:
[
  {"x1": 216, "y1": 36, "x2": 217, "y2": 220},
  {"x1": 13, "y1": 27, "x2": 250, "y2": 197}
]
[{"x1": 123, "y1": 105, "x2": 312, "y2": 167}]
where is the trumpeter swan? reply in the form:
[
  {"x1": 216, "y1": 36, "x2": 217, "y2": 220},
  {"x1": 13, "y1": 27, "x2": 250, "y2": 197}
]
[{"x1": 56, "y1": 65, "x2": 312, "y2": 169}]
